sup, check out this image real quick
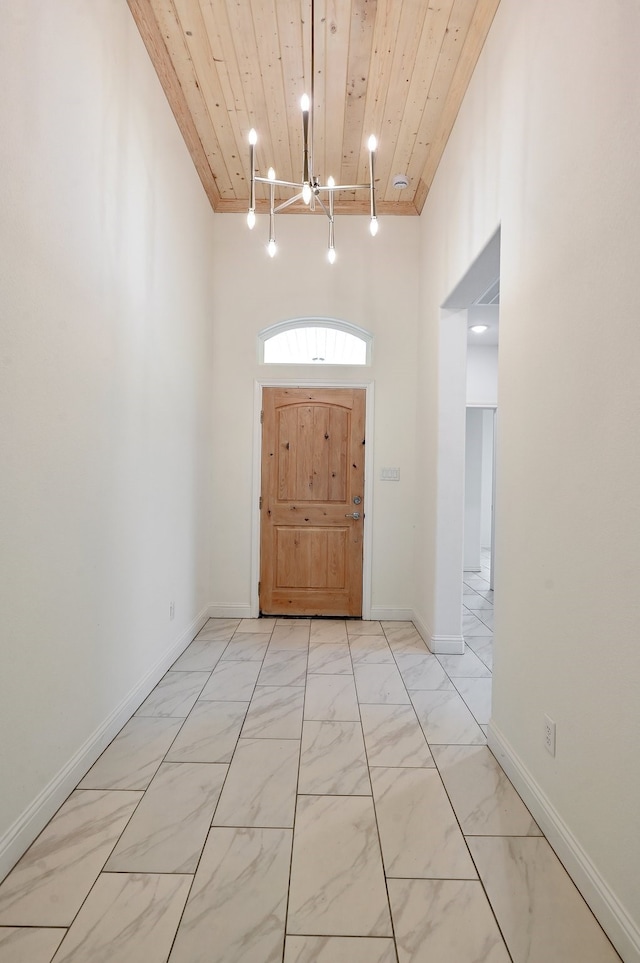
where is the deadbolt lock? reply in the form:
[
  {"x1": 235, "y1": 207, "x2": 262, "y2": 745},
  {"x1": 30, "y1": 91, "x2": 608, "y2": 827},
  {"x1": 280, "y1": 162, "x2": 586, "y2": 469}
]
[{"x1": 353, "y1": 495, "x2": 362, "y2": 505}]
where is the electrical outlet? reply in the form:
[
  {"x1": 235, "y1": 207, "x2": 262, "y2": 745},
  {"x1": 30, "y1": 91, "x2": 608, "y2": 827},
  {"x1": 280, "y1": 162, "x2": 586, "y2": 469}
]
[
  {"x1": 544, "y1": 715, "x2": 556, "y2": 756},
  {"x1": 169, "y1": 601, "x2": 175, "y2": 621}
]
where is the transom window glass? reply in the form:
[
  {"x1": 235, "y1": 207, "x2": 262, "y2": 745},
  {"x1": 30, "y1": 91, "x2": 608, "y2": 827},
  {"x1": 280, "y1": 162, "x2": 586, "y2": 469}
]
[{"x1": 260, "y1": 319, "x2": 371, "y2": 365}]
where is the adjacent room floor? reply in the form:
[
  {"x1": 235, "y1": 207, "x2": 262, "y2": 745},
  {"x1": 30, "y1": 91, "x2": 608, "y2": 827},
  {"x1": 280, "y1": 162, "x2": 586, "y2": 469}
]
[{"x1": 0, "y1": 574, "x2": 621, "y2": 962}]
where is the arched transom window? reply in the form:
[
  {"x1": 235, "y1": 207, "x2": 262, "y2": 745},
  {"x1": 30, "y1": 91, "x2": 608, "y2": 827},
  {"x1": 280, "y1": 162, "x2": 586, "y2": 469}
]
[{"x1": 259, "y1": 318, "x2": 372, "y2": 365}]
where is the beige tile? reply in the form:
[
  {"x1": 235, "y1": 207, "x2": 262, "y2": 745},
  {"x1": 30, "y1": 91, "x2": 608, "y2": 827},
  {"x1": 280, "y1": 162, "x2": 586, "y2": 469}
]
[
  {"x1": 394, "y1": 652, "x2": 453, "y2": 690},
  {"x1": 241, "y1": 686, "x2": 304, "y2": 739},
  {"x1": 169, "y1": 827, "x2": 291, "y2": 963},
  {"x1": 432, "y1": 745, "x2": 541, "y2": 836},
  {"x1": 468, "y1": 836, "x2": 622, "y2": 963},
  {"x1": 199, "y1": 660, "x2": 260, "y2": 701},
  {"x1": 51, "y1": 873, "x2": 191, "y2": 963},
  {"x1": 452, "y1": 677, "x2": 492, "y2": 725},
  {"x1": 349, "y1": 635, "x2": 395, "y2": 664},
  {"x1": 135, "y1": 671, "x2": 210, "y2": 717},
  {"x1": 299, "y1": 721, "x2": 370, "y2": 795},
  {"x1": 304, "y1": 675, "x2": 360, "y2": 721},
  {"x1": 172, "y1": 639, "x2": 228, "y2": 672},
  {"x1": 195, "y1": 618, "x2": 240, "y2": 642},
  {"x1": 284, "y1": 935, "x2": 397, "y2": 963},
  {"x1": 388, "y1": 878, "x2": 510, "y2": 963},
  {"x1": 381, "y1": 622, "x2": 428, "y2": 654},
  {"x1": 353, "y1": 664, "x2": 410, "y2": 705},
  {"x1": 213, "y1": 738, "x2": 300, "y2": 828},
  {"x1": 78, "y1": 716, "x2": 183, "y2": 790},
  {"x1": 219, "y1": 632, "x2": 271, "y2": 662},
  {"x1": 346, "y1": 620, "x2": 384, "y2": 637},
  {"x1": 370, "y1": 767, "x2": 476, "y2": 879},
  {"x1": 288, "y1": 795, "x2": 392, "y2": 937},
  {"x1": 0, "y1": 790, "x2": 142, "y2": 926},
  {"x1": 360, "y1": 705, "x2": 434, "y2": 768},
  {"x1": 410, "y1": 689, "x2": 486, "y2": 745},
  {"x1": 307, "y1": 642, "x2": 353, "y2": 674},
  {"x1": 258, "y1": 649, "x2": 308, "y2": 686},
  {"x1": 105, "y1": 762, "x2": 226, "y2": 873},
  {"x1": 466, "y1": 636, "x2": 493, "y2": 671},
  {"x1": 0, "y1": 927, "x2": 65, "y2": 963},
  {"x1": 310, "y1": 620, "x2": 348, "y2": 644},
  {"x1": 165, "y1": 701, "x2": 247, "y2": 763}
]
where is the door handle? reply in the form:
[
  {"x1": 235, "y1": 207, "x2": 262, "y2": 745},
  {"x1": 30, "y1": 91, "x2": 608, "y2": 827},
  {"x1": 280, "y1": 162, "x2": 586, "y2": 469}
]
[{"x1": 345, "y1": 512, "x2": 361, "y2": 520}]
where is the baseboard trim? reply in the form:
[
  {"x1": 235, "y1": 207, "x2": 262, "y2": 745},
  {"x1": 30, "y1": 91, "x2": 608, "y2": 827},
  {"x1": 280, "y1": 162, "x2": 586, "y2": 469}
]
[
  {"x1": 429, "y1": 634, "x2": 465, "y2": 654},
  {"x1": 207, "y1": 603, "x2": 252, "y2": 619},
  {"x1": 369, "y1": 607, "x2": 413, "y2": 621},
  {"x1": 0, "y1": 606, "x2": 208, "y2": 885},
  {"x1": 488, "y1": 722, "x2": 640, "y2": 963}
]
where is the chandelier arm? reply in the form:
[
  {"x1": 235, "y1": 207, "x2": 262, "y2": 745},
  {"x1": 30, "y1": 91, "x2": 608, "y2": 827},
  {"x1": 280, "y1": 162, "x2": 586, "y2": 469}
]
[
  {"x1": 314, "y1": 194, "x2": 330, "y2": 217},
  {"x1": 273, "y1": 193, "x2": 306, "y2": 213},
  {"x1": 317, "y1": 183, "x2": 372, "y2": 192},
  {"x1": 255, "y1": 176, "x2": 304, "y2": 189}
]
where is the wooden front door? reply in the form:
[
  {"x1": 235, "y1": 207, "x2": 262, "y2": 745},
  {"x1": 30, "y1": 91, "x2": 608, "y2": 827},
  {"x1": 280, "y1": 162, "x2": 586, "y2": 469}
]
[{"x1": 260, "y1": 387, "x2": 365, "y2": 616}]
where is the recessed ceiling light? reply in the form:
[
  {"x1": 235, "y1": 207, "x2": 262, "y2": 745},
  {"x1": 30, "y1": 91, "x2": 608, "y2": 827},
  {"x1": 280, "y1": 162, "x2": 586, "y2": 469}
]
[{"x1": 470, "y1": 324, "x2": 489, "y2": 334}]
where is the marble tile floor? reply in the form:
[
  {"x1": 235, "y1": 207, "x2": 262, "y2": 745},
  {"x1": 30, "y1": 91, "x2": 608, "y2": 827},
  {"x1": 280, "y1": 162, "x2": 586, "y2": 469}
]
[{"x1": 0, "y1": 604, "x2": 622, "y2": 962}]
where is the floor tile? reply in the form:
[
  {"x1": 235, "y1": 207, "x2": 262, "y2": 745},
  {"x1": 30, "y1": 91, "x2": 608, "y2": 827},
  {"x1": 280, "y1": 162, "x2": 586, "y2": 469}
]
[
  {"x1": 463, "y1": 576, "x2": 490, "y2": 591},
  {"x1": 304, "y1": 674, "x2": 360, "y2": 721},
  {"x1": 346, "y1": 620, "x2": 384, "y2": 637},
  {"x1": 172, "y1": 638, "x2": 228, "y2": 672},
  {"x1": 370, "y1": 767, "x2": 476, "y2": 879},
  {"x1": 453, "y1": 677, "x2": 493, "y2": 724},
  {"x1": 349, "y1": 635, "x2": 395, "y2": 664},
  {"x1": 307, "y1": 641, "x2": 353, "y2": 674},
  {"x1": 195, "y1": 618, "x2": 240, "y2": 641},
  {"x1": 474, "y1": 609, "x2": 494, "y2": 630},
  {"x1": 105, "y1": 762, "x2": 226, "y2": 873},
  {"x1": 432, "y1": 745, "x2": 541, "y2": 836},
  {"x1": 353, "y1": 664, "x2": 410, "y2": 704},
  {"x1": 213, "y1": 738, "x2": 300, "y2": 828},
  {"x1": 169, "y1": 827, "x2": 291, "y2": 963},
  {"x1": 466, "y1": 636, "x2": 493, "y2": 671},
  {"x1": 284, "y1": 935, "x2": 397, "y2": 963},
  {"x1": 269, "y1": 624, "x2": 311, "y2": 650},
  {"x1": 310, "y1": 620, "x2": 348, "y2": 644},
  {"x1": 436, "y1": 650, "x2": 491, "y2": 678},
  {"x1": 238, "y1": 617, "x2": 276, "y2": 634},
  {"x1": 78, "y1": 716, "x2": 183, "y2": 790},
  {"x1": 199, "y1": 660, "x2": 260, "y2": 701},
  {"x1": 258, "y1": 648, "x2": 308, "y2": 686},
  {"x1": 135, "y1": 671, "x2": 210, "y2": 717},
  {"x1": 360, "y1": 705, "x2": 434, "y2": 768},
  {"x1": 241, "y1": 685, "x2": 304, "y2": 739},
  {"x1": 0, "y1": 927, "x2": 65, "y2": 963},
  {"x1": 462, "y1": 613, "x2": 492, "y2": 637},
  {"x1": 394, "y1": 652, "x2": 453, "y2": 690},
  {"x1": 299, "y1": 721, "x2": 370, "y2": 795},
  {"x1": 219, "y1": 632, "x2": 271, "y2": 661},
  {"x1": 51, "y1": 873, "x2": 191, "y2": 963},
  {"x1": 287, "y1": 795, "x2": 392, "y2": 937},
  {"x1": 165, "y1": 700, "x2": 247, "y2": 763},
  {"x1": 468, "y1": 836, "x2": 622, "y2": 962},
  {"x1": 276, "y1": 618, "x2": 311, "y2": 627},
  {"x1": 0, "y1": 790, "x2": 142, "y2": 926},
  {"x1": 381, "y1": 622, "x2": 429, "y2": 654},
  {"x1": 410, "y1": 689, "x2": 486, "y2": 745},
  {"x1": 462, "y1": 594, "x2": 494, "y2": 610},
  {"x1": 388, "y1": 878, "x2": 510, "y2": 963}
]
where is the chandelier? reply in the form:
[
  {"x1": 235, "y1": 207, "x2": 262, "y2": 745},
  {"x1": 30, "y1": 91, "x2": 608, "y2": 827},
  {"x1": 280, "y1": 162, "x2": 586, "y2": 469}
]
[{"x1": 246, "y1": 0, "x2": 378, "y2": 262}]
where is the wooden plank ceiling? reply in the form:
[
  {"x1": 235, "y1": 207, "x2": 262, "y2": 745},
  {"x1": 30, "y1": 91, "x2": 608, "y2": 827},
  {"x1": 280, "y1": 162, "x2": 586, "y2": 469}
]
[{"x1": 128, "y1": 0, "x2": 500, "y2": 216}]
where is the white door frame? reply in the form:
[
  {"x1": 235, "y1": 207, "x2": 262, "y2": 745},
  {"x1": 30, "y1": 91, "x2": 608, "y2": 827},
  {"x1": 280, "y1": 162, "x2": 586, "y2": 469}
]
[{"x1": 250, "y1": 378, "x2": 375, "y2": 619}]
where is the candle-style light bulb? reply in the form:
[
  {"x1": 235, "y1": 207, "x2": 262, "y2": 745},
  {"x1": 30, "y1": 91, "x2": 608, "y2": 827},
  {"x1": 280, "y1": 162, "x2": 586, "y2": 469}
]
[
  {"x1": 367, "y1": 134, "x2": 377, "y2": 152},
  {"x1": 369, "y1": 216, "x2": 379, "y2": 237},
  {"x1": 268, "y1": 167, "x2": 276, "y2": 181},
  {"x1": 300, "y1": 94, "x2": 310, "y2": 113},
  {"x1": 302, "y1": 183, "x2": 312, "y2": 204},
  {"x1": 328, "y1": 247, "x2": 336, "y2": 264},
  {"x1": 267, "y1": 239, "x2": 277, "y2": 258},
  {"x1": 327, "y1": 175, "x2": 335, "y2": 188},
  {"x1": 247, "y1": 209, "x2": 256, "y2": 230},
  {"x1": 249, "y1": 128, "x2": 258, "y2": 145}
]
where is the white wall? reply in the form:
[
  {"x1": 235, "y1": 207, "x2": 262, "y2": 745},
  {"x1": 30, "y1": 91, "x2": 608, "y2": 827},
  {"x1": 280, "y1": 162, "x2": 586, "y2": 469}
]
[
  {"x1": 0, "y1": 1, "x2": 214, "y2": 878},
  {"x1": 467, "y1": 345, "x2": 498, "y2": 406},
  {"x1": 464, "y1": 408, "x2": 484, "y2": 571},
  {"x1": 415, "y1": 1, "x2": 640, "y2": 959},
  {"x1": 480, "y1": 409, "x2": 494, "y2": 548},
  {"x1": 209, "y1": 213, "x2": 420, "y2": 619}
]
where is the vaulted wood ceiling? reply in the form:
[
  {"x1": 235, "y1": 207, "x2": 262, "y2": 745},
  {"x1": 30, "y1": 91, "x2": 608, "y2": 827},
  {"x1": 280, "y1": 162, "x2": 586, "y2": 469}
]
[{"x1": 128, "y1": 0, "x2": 500, "y2": 216}]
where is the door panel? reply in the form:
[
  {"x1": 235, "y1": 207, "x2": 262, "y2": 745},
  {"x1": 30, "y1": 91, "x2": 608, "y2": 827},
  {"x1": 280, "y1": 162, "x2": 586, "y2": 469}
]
[{"x1": 260, "y1": 387, "x2": 365, "y2": 616}]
